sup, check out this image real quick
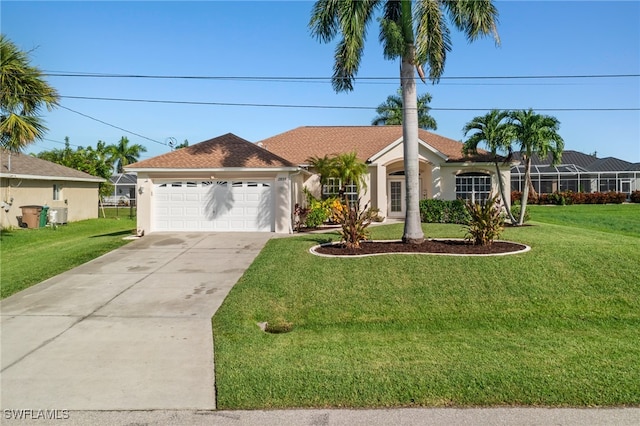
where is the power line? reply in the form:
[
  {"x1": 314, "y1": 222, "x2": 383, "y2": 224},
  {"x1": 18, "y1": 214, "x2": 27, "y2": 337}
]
[
  {"x1": 43, "y1": 71, "x2": 640, "y2": 80},
  {"x1": 59, "y1": 95, "x2": 640, "y2": 112},
  {"x1": 58, "y1": 105, "x2": 167, "y2": 146},
  {"x1": 41, "y1": 138, "x2": 82, "y2": 148}
]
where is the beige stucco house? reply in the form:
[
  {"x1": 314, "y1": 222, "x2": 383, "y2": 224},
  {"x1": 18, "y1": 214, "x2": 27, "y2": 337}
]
[
  {"x1": 1, "y1": 150, "x2": 105, "y2": 229},
  {"x1": 260, "y1": 126, "x2": 510, "y2": 220},
  {"x1": 127, "y1": 127, "x2": 510, "y2": 234}
]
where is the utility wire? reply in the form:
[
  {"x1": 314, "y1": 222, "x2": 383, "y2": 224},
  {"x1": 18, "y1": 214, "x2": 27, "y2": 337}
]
[
  {"x1": 41, "y1": 138, "x2": 82, "y2": 148},
  {"x1": 58, "y1": 105, "x2": 167, "y2": 146},
  {"x1": 59, "y1": 95, "x2": 640, "y2": 112},
  {"x1": 42, "y1": 71, "x2": 640, "y2": 80}
]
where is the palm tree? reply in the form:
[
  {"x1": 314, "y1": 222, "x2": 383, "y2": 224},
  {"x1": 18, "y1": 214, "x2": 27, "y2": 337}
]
[
  {"x1": 107, "y1": 136, "x2": 147, "y2": 173},
  {"x1": 0, "y1": 35, "x2": 59, "y2": 151},
  {"x1": 307, "y1": 154, "x2": 337, "y2": 187},
  {"x1": 509, "y1": 109, "x2": 564, "y2": 225},
  {"x1": 462, "y1": 109, "x2": 516, "y2": 223},
  {"x1": 372, "y1": 89, "x2": 437, "y2": 130},
  {"x1": 333, "y1": 151, "x2": 368, "y2": 195},
  {"x1": 310, "y1": 0, "x2": 500, "y2": 243}
]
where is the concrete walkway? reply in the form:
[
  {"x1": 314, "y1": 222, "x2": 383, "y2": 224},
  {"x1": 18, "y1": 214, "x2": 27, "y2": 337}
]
[
  {"x1": 1, "y1": 232, "x2": 272, "y2": 411},
  {"x1": 2, "y1": 408, "x2": 639, "y2": 425}
]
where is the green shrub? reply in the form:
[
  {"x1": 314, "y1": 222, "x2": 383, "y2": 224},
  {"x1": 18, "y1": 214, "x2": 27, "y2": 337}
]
[
  {"x1": 464, "y1": 195, "x2": 505, "y2": 246},
  {"x1": 297, "y1": 189, "x2": 340, "y2": 229},
  {"x1": 420, "y1": 199, "x2": 469, "y2": 224},
  {"x1": 304, "y1": 207, "x2": 328, "y2": 228}
]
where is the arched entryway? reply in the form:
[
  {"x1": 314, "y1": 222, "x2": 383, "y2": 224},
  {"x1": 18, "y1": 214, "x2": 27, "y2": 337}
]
[{"x1": 385, "y1": 161, "x2": 432, "y2": 218}]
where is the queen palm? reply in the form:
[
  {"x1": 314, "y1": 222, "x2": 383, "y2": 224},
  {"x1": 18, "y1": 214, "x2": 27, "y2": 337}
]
[
  {"x1": 107, "y1": 136, "x2": 147, "y2": 174},
  {"x1": 310, "y1": 0, "x2": 499, "y2": 243},
  {"x1": 372, "y1": 89, "x2": 437, "y2": 130},
  {"x1": 307, "y1": 154, "x2": 337, "y2": 187},
  {"x1": 462, "y1": 109, "x2": 516, "y2": 223},
  {"x1": 509, "y1": 109, "x2": 564, "y2": 225},
  {"x1": 0, "y1": 35, "x2": 59, "y2": 151},
  {"x1": 333, "y1": 151, "x2": 368, "y2": 194}
]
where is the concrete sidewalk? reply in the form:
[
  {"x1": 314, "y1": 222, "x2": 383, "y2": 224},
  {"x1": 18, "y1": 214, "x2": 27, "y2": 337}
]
[
  {"x1": 2, "y1": 408, "x2": 639, "y2": 425},
  {"x1": 1, "y1": 232, "x2": 272, "y2": 411}
]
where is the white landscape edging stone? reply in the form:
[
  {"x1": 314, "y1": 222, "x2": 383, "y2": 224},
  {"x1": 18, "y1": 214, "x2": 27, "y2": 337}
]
[{"x1": 309, "y1": 239, "x2": 531, "y2": 258}]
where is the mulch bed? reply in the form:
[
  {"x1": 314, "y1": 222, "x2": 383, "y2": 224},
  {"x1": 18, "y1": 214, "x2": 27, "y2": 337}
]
[{"x1": 314, "y1": 239, "x2": 527, "y2": 256}]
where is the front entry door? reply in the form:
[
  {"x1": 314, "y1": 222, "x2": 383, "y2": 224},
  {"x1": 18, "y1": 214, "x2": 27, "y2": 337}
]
[{"x1": 388, "y1": 179, "x2": 405, "y2": 218}]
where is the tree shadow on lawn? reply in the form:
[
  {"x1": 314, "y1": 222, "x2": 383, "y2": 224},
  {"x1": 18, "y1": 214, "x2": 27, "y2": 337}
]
[
  {"x1": 90, "y1": 229, "x2": 135, "y2": 238},
  {"x1": 296, "y1": 235, "x2": 335, "y2": 245}
]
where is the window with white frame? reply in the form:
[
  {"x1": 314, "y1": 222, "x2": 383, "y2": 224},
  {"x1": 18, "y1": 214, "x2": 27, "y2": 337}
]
[
  {"x1": 53, "y1": 184, "x2": 61, "y2": 201},
  {"x1": 322, "y1": 177, "x2": 358, "y2": 204},
  {"x1": 456, "y1": 172, "x2": 491, "y2": 203}
]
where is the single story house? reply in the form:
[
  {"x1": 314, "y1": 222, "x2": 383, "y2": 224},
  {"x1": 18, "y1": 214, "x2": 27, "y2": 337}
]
[
  {"x1": 511, "y1": 150, "x2": 640, "y2": 195},
  {"x1": 1, "y1": 150, "x2": 105, "y2": 229},
  {"x1": 127, "y1": 126, "x2": 509, "y2": 234}
]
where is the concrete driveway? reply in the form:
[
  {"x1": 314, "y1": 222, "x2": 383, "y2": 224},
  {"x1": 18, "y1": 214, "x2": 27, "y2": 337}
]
[{"x1": 0, "y1": 232, "x2": 272, "y2": 410}]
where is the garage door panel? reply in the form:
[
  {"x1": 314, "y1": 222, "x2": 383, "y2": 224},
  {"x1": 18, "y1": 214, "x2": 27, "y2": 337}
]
[{"x1": 152, "y1": 180, "x2": 273, "y2": 232}]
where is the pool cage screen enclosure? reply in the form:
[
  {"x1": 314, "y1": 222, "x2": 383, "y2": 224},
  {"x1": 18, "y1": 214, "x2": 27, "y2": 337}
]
[{"x1": 511, "y1": 164, "x2": 640, "y2": 196}]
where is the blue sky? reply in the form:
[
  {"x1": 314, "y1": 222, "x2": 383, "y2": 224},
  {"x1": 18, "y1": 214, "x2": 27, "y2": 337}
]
[{"x1": 3, "y1": 1, "x2": 639, "y2": 163}]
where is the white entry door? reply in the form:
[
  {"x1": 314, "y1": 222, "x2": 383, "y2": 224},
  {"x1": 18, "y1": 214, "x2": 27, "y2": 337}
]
[
  {"x1": 152, "y1": 180, "x2": 273, "y2": 232},
  {"x1": 388, "y1": 179, "x2": 405, "y2": 218}
]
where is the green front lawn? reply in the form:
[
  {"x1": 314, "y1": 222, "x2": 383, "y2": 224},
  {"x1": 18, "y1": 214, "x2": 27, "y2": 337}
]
[
  {"x1": 0, "y1": 217, "x2": 136, "y2": 298},
  {"x1": 213, "y1": 207, "x2": 640, "y2": 409},
  {"x1": 528, "y1": 203, "x2": 640, "y2": 238}
]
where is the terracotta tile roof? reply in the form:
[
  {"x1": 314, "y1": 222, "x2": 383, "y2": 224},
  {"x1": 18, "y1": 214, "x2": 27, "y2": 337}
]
[
  {"x1": 0, "y1": 150, "x2": 104, "y2": 181},
  {"x1": 258, "y1": 126, "x2": 493, "y2": 164},
  {"x1": 127, "y1": 133, "x2": 296, "y2": 169}
]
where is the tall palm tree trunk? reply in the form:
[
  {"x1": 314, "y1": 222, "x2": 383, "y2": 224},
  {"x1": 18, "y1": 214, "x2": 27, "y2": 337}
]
[
  {"x1": 494, "y1": 161, "x2": 516, "y2": 223},
  {"x1": 401, "y1": 47, "x2": 424, "y2": 244},
  {"x1": 519, "y1": 156, "x2": 532, "y2": 225}
]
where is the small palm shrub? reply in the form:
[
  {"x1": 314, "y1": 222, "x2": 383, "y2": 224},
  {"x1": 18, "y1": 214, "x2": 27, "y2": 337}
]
[
  {"x1": 464, "y1": 195, "x2": 505, "y2": 246},
  {"x1": 334, "y1": 200, "x2": 375, "y2": 249}
]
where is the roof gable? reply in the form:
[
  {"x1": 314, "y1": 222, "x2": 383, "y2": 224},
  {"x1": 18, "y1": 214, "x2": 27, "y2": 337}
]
[
  {"x1": 258, "y1": 126, "x2": 492, "y2": 164},
  {"x1": 0, "y1": 150, "x2": 104, "y2": 182},
  {"x1": 127, "y1": 133, "x2": 296, "y2": 169}
]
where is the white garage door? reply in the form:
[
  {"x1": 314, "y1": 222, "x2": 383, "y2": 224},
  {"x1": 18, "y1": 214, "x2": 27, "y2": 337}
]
[{"x1": 152, "y1": 180, "x2": 273, "y2": 232}]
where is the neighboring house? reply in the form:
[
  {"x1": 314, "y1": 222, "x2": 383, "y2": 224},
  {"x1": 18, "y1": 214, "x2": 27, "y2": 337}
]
[
  {"x1": 104, "y1": 173, "x2": 137, "y2": 206},
  {"x1": 510, "y1": 150, "x2": 640, "y2": 195},
  {"x1": 0, "y1": 150, "x2": 105, "y2": 229},
  {"x1": 127, "y1": 127, "x2": 508, "y2": 234}
]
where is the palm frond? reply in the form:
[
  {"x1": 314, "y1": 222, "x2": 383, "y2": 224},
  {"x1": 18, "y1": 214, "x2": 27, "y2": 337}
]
[{"x1": 414, "y1": 0, "x2": 451, "y2": 82}]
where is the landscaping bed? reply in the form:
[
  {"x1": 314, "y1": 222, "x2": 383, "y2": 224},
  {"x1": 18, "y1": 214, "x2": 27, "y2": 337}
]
[{"x1": 314, "y1": 239, "x2": 527, "y2": 256}]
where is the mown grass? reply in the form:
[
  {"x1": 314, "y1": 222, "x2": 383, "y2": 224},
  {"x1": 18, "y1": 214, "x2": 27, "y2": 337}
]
[
  {"x1": 212, "y1": 209, "x2": 640, "y2": 409},
  {"x1": 0, "y1": 217, "x2": 136, "y2": 298},
  {"x1": 527, "y1": 203, "x2": 640, "y2": 238}
]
